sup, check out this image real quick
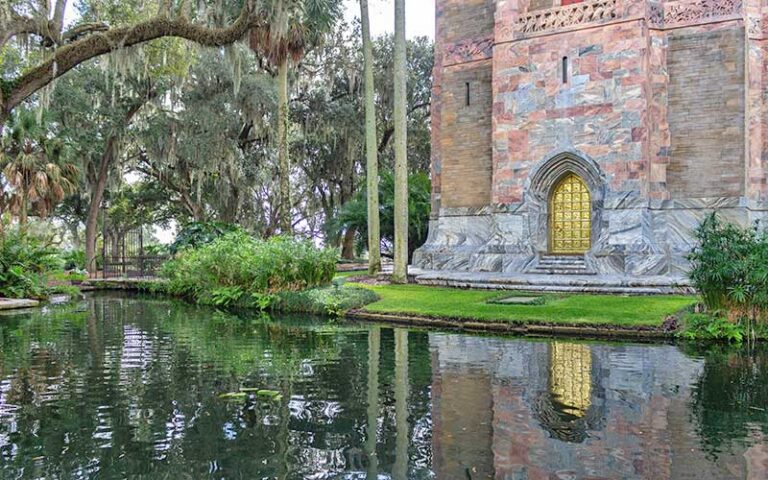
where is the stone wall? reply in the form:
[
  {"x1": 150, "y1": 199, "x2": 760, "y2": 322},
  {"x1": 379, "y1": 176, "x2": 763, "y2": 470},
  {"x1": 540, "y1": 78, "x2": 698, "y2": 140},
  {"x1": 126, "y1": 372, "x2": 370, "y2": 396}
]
[
  {"x1": 667, "y1": 27, "x2": 745, "y2": 198},
  {"x1": 492, "y1": 20, "x2": 649, "y2": 204},
  {"x1": 440, "y1": 63, "x2": 494, "y2": 208},
  {"x1": 433, "y1": 0, "x2": 496, "y2": 210}
]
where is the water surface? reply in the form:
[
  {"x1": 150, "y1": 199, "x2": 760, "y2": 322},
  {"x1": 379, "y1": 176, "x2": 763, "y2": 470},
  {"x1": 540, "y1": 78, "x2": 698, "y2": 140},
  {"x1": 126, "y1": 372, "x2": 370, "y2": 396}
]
[{"x1": 0, "y1": 293, "x2": 766, "y2": 479}]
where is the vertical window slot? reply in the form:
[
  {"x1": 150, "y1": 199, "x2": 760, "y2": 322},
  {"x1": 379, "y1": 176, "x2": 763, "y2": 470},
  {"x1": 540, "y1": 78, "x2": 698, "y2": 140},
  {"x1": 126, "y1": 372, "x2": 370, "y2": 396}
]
[
  {"x1": 562, "y1": 57, "x2": 569, "y2": 84},
  {"x1": 465, "y1": 82, "x2": 471, "y2": 106}
]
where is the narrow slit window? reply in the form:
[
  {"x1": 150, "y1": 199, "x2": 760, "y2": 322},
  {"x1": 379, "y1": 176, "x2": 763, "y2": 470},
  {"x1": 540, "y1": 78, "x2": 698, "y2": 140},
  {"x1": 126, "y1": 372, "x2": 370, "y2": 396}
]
[
  {"x1": 562, "y1": 57, "x2": 569, "y2": 84},
  {"x1": 465, "y1": 82, "x2": 471, "y2": 106}
]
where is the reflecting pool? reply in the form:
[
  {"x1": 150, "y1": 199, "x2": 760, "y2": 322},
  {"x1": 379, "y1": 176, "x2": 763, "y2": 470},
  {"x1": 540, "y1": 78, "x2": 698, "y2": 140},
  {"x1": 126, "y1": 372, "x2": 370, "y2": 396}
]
[{"x1": 0, "y1": 293, "x2": 766, "y2": 479}]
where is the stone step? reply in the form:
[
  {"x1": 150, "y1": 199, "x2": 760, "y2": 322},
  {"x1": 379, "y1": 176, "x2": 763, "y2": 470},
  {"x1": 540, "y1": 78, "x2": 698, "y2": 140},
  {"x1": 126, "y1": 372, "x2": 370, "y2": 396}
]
[
  {"x1": 532, "y1": 268, "x2": 597, "y2": 276},
  {"x1": 412, "y1": 272, "x2": 694, "y2": 295},
  {"x1": 538, "y1": 256, "x2": 587, "y2": 264},
  {"x1": 534, "y1": 262, "x2": 590, "y2": 270},
  {"x1": 528, "y1": 255, "x2": 593, "y2": 275}
]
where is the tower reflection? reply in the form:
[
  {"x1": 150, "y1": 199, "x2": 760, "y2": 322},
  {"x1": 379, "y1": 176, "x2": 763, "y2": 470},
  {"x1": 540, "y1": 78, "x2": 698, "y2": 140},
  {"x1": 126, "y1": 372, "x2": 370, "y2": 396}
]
[{"x1": 429, "y1": 334, "x2": 757, "y2": 479}]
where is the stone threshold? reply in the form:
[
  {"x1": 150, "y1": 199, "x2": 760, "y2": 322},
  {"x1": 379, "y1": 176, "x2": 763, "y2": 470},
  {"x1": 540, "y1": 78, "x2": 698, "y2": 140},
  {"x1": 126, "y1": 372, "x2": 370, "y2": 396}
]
[
  {"x1": 0, "y1": 298, "x2": 41, "y2": 310},
  {"x1": 407, "y1": 268, "x2": 693, "y2": 295},
  {"x1": 347, "y1": 311, "x2": 675, "y2": 341}
]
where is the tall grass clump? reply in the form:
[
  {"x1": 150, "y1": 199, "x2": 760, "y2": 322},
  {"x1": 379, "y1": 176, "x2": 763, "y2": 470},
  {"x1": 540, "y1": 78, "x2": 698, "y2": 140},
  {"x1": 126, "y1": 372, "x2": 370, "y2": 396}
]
[
  {"x1": 687, "y1": 213, "x2": 768, "y2": 338},
  {"x1": 161, "y1": 232, "x2": 337, "y2": 307}
]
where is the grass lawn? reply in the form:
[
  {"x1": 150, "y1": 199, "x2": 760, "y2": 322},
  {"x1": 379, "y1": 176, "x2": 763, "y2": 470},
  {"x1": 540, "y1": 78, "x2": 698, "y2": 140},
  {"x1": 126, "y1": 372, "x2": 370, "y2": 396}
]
[{"x1": 348, "y1": 283, "x2": 696, "y2": 327}]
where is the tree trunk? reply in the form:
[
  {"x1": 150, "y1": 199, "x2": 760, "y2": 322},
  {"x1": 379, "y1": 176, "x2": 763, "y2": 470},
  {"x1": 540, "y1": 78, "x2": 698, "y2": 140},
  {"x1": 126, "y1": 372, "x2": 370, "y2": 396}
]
[
  {"x1": 19, "y1": 191, "x2": 28, "y2": 228},
  {"x1": 392, "y1": 0, "x2": 409, "y2": 284},
  {"x1": 277, "y1": 59, "x2": 292, "y2": 235},
  {"x1": 360, "y1": 0, "x2": 381, "y2": 275},
  {"x1": 85, "y1": 94, "x2": 150, "y2": 275},
  {"x1": 341, "y1": 227, "x2": 356, "y2": 260},
  {"x1": 85, "y1": 142, "x2": 113, "y2": 275}
]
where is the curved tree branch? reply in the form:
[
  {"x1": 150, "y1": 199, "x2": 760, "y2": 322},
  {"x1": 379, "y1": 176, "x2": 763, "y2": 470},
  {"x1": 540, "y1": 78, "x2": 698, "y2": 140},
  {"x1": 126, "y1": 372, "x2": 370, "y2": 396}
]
[{"x1": 2, "y1": 2, "x2": 260, "y2": 123}]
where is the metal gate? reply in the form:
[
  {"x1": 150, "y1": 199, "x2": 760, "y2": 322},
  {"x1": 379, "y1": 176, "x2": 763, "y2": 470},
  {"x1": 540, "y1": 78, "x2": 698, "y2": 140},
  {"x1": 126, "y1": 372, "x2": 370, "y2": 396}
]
[{"x1": 101, "y1": 228, "x2": 167, "y2": 279}]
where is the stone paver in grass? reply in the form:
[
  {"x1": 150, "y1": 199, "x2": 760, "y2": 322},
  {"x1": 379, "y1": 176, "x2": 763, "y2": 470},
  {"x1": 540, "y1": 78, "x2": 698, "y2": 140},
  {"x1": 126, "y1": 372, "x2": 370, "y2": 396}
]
[
  {"x1": 0, "y1": 298, "x2": 40, "y2": 310},
  {"x1": 492, "y1": 296, "x2": 545, "y2": 305}
]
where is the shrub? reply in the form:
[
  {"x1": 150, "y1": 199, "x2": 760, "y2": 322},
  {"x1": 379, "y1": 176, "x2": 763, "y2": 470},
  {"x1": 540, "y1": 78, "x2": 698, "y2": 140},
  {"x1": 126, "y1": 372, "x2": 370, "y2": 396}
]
[
  {"x1": 272, "y1": 286, "x2": 380, "y2": 317},
  {"x1": 688, "y1": 213, "x2": 768, "y2": 325},
  {"x1": 161, "y1": 232, "x2": 337, "y2": 306},
  {"x1": 0, "y1": 230, "x2": 60, "y2": 299},
  {"x1": 679, "y1": 314, "x2": 747, "y2": 343},
  {"x1": 169, "y1": 221, "x2": 243, "y2": 254},
  {"x1": 61, "y1": 249, "x2": 86, "y2": 270}
]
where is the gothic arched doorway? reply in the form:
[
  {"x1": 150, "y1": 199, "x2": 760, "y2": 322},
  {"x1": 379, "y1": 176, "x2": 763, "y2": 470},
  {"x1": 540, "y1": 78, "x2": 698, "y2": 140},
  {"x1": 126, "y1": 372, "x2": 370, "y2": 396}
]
[{"x1": 549, "y1": 173, "x2": 591, "y2": 254}]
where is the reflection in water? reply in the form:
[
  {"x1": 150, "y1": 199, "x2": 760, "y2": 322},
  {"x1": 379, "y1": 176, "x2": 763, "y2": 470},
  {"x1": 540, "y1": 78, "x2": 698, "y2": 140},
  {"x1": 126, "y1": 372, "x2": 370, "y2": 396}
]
[
  {"x1": 533, "y1": 342, "x2": 603, "y2": 444},
  {"x1": 0, "y1": 294, "x2": 767, "y2": 479},
  {"x1": 549, "y1": 342, "x2": 592, "y2": 418}
]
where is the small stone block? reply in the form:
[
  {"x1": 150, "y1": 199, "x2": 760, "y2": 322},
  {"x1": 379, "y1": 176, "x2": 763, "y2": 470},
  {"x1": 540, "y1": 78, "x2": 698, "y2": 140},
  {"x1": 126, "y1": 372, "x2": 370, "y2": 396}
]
[{"x1": 494, "y1": 296, "x2": 544, "y2": 305}]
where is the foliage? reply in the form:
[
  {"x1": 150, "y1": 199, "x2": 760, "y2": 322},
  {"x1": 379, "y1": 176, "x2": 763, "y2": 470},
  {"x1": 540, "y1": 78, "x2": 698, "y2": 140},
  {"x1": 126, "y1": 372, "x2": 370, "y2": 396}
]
[
  {"x1": 271, "y1": 286, "x2": 379, "y2": 317},
  {"x1": 678, "y1": 313, "x2": 749, "y2": 342},
  {"x1": 1, "y1": 109, "x2": 79, "y2": 224},
  {"x1": 169, "y1": 221, "x2": 243, "y2": 254},
  {"x1": 349, "y1": 282, "x2": 696, "y2": 327},
  {"x1": 0, "y1": 230, "x2": 60, "y2": 299},
  {"x1": 61, "y1": 249, "x2": 86, "y2": 270},
  {"x1": 332, "y1": 171, "x2": 431, "y2": 260},
  {"x1": 161, "y1": 232, "x2": 337, "y2": 306},
  {"x1": 688, "y1": 213, "x2": 768, "y2": 331}
]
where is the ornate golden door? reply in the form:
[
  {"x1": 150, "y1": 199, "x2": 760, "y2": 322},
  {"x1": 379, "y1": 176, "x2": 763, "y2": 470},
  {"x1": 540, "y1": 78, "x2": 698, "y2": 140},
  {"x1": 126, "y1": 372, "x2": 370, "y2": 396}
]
[{"x1": 549, "y1": 173, "x2": 591, "y2": 254}]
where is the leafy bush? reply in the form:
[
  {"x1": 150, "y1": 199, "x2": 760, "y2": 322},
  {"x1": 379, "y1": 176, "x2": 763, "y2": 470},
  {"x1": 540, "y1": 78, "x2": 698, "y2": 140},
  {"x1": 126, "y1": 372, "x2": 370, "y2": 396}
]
[
  {"x1": 0, "y1": 230, "x2": 60, "y2": 299},
  {"x1": 688, "y1": 213, "x2": 768, "y2": 325},
  {"x1": 169, "y1": 221, "x2": 243, "y2": 254},
  {"x1": 679, "y1": 314, "x2": 747, "y2": 343},
  {"x1": 272, "y1": 286, "x2": 379, "y2": 317},
  {"x1": 161, "y1": 232, "x2": 337, "y2": 306},
  {"x1": 61, "y1": 249, "x2": 86, "y2": 270}
]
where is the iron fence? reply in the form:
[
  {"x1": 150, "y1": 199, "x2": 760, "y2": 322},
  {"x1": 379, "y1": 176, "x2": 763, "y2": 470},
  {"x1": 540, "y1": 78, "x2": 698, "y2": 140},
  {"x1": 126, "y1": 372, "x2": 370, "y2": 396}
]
[{"x1": 101, "y1": 228, "x2": 167, "y2": 279}]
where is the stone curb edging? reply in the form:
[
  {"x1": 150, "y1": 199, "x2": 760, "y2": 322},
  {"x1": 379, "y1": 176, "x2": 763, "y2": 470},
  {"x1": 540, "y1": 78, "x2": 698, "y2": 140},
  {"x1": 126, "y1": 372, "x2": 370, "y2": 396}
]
[
  {"x1": 346, "y1": 310, "x2": 675, "y2": 341},
  {"x1": 0, "y1": 298, "x2": 41, "y2": 310}
]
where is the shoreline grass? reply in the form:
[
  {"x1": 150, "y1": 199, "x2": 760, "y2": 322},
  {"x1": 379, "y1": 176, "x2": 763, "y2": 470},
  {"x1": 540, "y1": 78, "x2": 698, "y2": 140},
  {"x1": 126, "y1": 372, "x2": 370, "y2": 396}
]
[{"x1": 348, "y1": 282, "x2": 696, "y2": 327}]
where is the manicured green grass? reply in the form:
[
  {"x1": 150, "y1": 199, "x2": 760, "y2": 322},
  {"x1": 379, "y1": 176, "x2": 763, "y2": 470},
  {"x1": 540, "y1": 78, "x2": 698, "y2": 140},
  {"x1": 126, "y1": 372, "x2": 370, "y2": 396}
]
[{"x1": 350, "y1": 283, "x2": 696, "y2": 327}]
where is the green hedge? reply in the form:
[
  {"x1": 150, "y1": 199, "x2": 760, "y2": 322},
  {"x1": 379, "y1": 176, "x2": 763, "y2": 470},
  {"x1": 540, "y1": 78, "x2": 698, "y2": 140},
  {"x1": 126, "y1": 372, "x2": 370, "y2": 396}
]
[{"x1": 160, "y1": 232, "x2": 337, "y2": 306}]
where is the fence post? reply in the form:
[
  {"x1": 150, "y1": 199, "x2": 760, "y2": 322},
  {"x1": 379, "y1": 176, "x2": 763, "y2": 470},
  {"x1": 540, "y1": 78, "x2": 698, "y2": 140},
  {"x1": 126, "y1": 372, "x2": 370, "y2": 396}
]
[
  {"x1": 139, "y1": 228, "x2": 145, "y2": 278},
  {"x1": 101, "y1": 208, "x2": 107, "y2": 279}
]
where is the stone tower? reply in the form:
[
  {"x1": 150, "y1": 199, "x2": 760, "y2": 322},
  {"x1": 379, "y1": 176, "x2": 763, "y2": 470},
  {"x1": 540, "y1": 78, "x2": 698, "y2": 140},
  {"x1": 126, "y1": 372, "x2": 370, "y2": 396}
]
[{"x1": 414, "y1": 0, "x2": 768, "y2": 290}]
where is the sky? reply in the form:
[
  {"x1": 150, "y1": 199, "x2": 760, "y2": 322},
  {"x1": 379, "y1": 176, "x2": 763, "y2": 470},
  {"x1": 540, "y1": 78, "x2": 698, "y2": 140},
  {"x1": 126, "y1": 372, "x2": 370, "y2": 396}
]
[{"x1": 342, "y1": 0, "x2": 435, "y2": 39}]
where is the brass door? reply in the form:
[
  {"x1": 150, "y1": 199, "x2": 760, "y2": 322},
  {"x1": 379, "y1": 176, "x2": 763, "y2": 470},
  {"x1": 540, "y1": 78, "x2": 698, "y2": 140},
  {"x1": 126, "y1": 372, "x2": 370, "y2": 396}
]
[{"x1": 549, "y1": 173, "x2": 591, "y2": 254}]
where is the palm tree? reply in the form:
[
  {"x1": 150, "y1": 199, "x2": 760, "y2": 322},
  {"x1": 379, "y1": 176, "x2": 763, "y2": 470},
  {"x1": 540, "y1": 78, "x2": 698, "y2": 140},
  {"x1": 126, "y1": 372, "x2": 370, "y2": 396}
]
[
  {"x1": 392, "y1": 0, "x2": 409, "y2": 283},
  {"x1": 1, "y1": 110, "x2": 79, "y2": 227},
  {"x1": 249, "y1": 0, "x2": 340, "y2": 234},
  {"x1": 360, "y1": 0, "x2": 381, "y2": 275}
]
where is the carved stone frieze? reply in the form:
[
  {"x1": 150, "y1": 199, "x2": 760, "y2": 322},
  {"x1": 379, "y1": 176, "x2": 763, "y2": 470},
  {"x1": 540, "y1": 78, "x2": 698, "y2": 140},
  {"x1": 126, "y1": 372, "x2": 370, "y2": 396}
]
[
  {"x1": 443, "y1": 37, "x2": 494, "y2": 65},
  {"x1": 515, "y1": 0, "x2": 620, "y2": 35},
  {"x1": 657, "y1": 0, "x2": 742, "y2": 27}
]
